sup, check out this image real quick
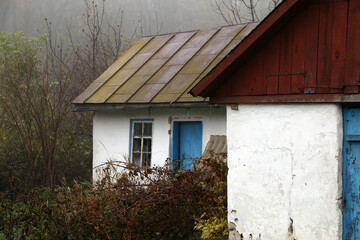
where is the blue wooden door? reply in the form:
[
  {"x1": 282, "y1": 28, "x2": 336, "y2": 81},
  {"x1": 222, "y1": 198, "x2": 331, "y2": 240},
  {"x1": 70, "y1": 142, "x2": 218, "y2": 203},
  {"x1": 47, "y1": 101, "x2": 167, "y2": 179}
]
[
  {"x1": 172, "y1": 121, "x2": 202, "y2": 171},
  {"x1": 343, "y1": 106, "x2": 360, "y2": 240}
]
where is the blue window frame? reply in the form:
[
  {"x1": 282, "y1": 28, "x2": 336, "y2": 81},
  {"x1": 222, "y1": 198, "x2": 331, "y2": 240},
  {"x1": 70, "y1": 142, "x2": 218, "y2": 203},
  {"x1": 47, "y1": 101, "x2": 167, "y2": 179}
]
[{"x1": 129, "y1": 119, "x2": 153, "y2": 167}]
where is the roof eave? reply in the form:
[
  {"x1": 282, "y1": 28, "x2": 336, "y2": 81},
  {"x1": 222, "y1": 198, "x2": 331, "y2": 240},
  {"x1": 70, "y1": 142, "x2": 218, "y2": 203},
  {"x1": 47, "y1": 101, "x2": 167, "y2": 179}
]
[
  {"x1": 190, "y1": 0, "x2": 311, "y2": 97},
  {"x1": 73, "y1": 102, "x2": 222, "y2": 112}
]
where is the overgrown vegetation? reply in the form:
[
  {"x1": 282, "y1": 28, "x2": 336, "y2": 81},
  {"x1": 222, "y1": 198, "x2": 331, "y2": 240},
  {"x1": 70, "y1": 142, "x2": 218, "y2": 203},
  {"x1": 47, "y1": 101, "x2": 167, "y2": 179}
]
[
  {"x1": 0, "y1": 1, "x2": 237, "y2": 238},
  {"x1": 0, "y1": 0, "x2": 133, "y2": 197},
  {"x1": 0, "y1": 154, "x2": 228, "y2": 240}
]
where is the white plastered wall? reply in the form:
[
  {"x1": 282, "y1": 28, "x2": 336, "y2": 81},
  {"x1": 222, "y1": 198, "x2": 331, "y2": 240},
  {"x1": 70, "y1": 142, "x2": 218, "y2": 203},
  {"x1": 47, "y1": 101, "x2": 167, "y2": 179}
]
[
  {"x1": 227, "y1": 104, "x2": 343, "y2": 240},
  {"x1": 92, "y1": 106, "x2": 226, "y2": 177}
]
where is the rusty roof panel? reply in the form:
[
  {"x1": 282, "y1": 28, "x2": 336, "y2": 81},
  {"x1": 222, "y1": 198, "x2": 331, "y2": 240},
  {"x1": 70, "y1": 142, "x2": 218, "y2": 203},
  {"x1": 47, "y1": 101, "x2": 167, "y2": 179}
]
[
  {"x1": 180, "y1": 54, "x2": 217, "y2": 74},
  {"x1": 135, "y1": 58, "x2": 168, "y2": 76},
  {"x1": 86, "y1": 85, "x2": 120, "y2": 103},
  {"x1": 224, "y1": 23, "x2": 258, "y2": 50},
  {"x1": 147, "y1": 65, "x2": 183, "y2": 84},
  {"x1": 152, "y1": 93, "x2": 183, "y2": 103},
  {"x1": 113, "y1": 34, "x2": 192, "y2": 102},
  {"x1": 154, "y1": 42, "x2": 187, "y2": 59},
  {"x1": 182, "y1": 29, "x2": 218, "y2": 48},
  {"x1": 77, "y1": 37, "x2": 152, "y2": 103},
  {"x1": 216, "y1": 25, "x2": 246, "y2": 37},
  {"x1": 94, "y1": 37, "x2": 152, "y2": 84},
  {"x1": 129, "y1": 83, "x2": 165, "y2": 103},
  {"x1": 167, "y1": 47, "x2": 200, "y2": 65},
  {"x1": 177, "y1": 95, "x2": 205, "y2": 102},
  {"x1": 194, "y1": 23, "x2": 259, "y2": 84},
  {"x1": 169, "y1": 31, "x2": 197, "y2": 43},
  {"x1": 199, "y1": 36, "x2": 234, "y2": 55},
  {"x1": 106, "y1": 94, "x2": 133, "y2": 103},
  {"x1": 73, "y1": 82, "x2": 102, "y2": 103},
  {"x1": 75, "y1": 23, "x2": 255, "y2": 106},
  {"x1": 104, "y1": 69, "x2": 136, "y2": 86},
  {"x1": 122, "y1": 52, "x2": 154, "y2": 70},
  {"x1": 178, "y1": 80, "x2": 207, "y2": 102},
  {"x1": 114, "y1": 76, "x2": 150, "y2": 94},
  {"x1": 159, "y1": 74, "x2": 198, "y2": 94},
  {"x1": 139, "y1": 35, "x2": 173, "y2": 53},
  {"x1": 152, "y1": 74, "x2": 198, "y2": 102}
]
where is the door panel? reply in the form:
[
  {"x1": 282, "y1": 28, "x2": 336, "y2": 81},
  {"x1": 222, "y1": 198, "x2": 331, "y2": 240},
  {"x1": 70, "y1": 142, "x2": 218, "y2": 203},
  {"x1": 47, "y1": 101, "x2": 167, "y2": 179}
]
[
  {"x1": 343, "y1": 106, "x2": 360, "y2": 240},
  {"x1": 171, "y1": 121, "x2": 202, "y2": 170},
  {"x1": 179, "y1": 122, "x2": 202, "y2": 170}
]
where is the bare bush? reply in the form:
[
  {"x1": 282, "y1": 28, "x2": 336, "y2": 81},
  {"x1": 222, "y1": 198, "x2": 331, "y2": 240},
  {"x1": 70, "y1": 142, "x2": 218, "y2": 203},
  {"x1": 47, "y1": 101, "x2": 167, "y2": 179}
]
[
  {"x1": 0, "y1": 155, "x2": 228, "y2": 239},
  {"x1": 0, "y1": 0, "x2": 135, "y2": 195}
]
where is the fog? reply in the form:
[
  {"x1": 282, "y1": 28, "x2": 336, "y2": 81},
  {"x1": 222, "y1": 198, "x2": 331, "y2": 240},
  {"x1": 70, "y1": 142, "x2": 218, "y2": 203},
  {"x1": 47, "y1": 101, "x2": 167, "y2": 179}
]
[
  {"x1": 0, "y1": 0, "x2": 223, "y2": 37},
  {"x1": 0, "y1": 0, "x2": 280, "y2": 39}
]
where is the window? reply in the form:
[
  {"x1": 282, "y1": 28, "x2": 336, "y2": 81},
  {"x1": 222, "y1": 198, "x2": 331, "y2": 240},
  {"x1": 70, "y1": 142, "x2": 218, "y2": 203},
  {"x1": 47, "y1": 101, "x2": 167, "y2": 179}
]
[{"x1": 130, "y1": 120, "x2": 153, "y2": 167}]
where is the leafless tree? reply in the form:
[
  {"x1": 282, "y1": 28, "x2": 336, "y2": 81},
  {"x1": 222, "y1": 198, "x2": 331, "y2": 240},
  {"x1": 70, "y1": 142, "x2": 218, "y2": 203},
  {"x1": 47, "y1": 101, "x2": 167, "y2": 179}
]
[
  {"x1": 212, "y1": 0, "x2": 282, "y2": 24},
  {"x1": 0, "y1": 0, "x2": 135, "y2": 191}
]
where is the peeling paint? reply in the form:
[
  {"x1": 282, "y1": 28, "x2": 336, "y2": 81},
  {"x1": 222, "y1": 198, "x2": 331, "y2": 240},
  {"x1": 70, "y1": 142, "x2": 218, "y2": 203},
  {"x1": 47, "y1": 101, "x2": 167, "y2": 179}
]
[{"x1": 286, "y1": 218, "x2": 296, "y2": 240}]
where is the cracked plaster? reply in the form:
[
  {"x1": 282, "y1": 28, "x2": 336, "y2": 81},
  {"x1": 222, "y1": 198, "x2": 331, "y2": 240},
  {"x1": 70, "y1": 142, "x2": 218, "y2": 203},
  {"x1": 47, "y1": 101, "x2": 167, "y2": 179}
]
[{"x1": 227, "y1": 104, "x2": 342, "y2": 240}]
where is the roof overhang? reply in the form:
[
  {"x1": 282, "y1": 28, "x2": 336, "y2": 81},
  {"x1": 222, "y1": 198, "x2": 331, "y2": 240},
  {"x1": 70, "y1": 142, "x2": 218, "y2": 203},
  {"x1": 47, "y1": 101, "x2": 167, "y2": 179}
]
[
  {"x1": 190, "y1": 0, "x2": 311, "y2": 97},
  {"x1": 209, "y1": 94, "x2": 360, "y2": 104},
  {"x1": 73, "y1": 102, "x2": 222, "y2": 112}
]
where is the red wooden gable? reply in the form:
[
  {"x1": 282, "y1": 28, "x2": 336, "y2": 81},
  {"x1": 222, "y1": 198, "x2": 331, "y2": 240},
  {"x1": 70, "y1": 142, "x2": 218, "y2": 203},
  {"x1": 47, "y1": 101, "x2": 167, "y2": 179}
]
[{"x1": 191, "y1": 0, "x2": 360, "y2": 103}]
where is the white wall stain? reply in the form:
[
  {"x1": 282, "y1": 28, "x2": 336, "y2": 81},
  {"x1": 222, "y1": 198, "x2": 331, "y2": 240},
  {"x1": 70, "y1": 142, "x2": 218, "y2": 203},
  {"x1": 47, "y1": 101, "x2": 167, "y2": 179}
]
[{"x1": 227, "y1": 104, "x2": 343, "y2": 240}]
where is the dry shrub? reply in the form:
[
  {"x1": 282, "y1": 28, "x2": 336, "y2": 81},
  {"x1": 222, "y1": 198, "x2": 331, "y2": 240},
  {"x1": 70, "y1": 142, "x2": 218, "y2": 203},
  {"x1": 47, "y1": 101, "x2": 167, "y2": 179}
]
[{"x1": 0, "y1": 154, "x2": 228, "y2": 240}]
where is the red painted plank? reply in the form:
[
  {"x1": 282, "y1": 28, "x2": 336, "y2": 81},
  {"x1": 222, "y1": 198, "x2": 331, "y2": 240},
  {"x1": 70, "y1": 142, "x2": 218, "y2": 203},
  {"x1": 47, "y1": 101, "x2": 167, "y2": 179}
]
[
  {"x1": 291, "y1": 8, "x2": 307, "y2": 93},
  {"x1": 330, "y1": 1, "x2": 348, "y2": 93},
  {"x1": 344, "y1": 0, "x2": 360, "y2": 93},
  {"x1": 304, "y1": 3, "x2": 320, "y2": 94},
  {"x1": 317, "y1": 2, "x2": 333, "y2": 94},
  {"x1": 248, "y1": 51, "x2": 264, "y2": 95},
  {"x1": 215, "y1": 78, "x2": 231, "y2": 97},
  {"x1": 191, "y1": 0, "x2": 311, "y2": 97},
  {"x1": 232, "y1": 61, "x2": 250, "y2": 95},
  {"x1": 324, "y1": 2, "x2": 335, "y2": 93},
  {"x1": 263, "y1": 34, "x2": 280, "y2": 95},
  {"x1": 278, "y1": 21, "x2": 293, "y2": 94},
  {"x1": 232, "y1": 50, "x2": 265, "y2": 96},
  {"x1": 231, "y1": 52, "x2": 264, "y2": 96}
]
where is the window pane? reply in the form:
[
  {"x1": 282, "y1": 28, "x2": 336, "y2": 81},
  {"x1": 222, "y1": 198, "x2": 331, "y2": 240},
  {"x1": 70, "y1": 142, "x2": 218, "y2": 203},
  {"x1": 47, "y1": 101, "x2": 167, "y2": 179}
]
[
  {"x1": 143, "y1": 138, "x2": 152, "y2": 152},
  {"x1": 133, "y1": 153, "x2": 141, "y2": 166},
  {"x1": 143, "y1": 123, "x2": 152, "y2": 136},
  {"x1": 133, "y1": 122, "x2": 142, "y2": 136},
  {"x1": 133, "y1": 138, "x2": 141, "y2": 152},
  {"x1": 142, "y1": 153, "x2": 151, "y2": 167}
]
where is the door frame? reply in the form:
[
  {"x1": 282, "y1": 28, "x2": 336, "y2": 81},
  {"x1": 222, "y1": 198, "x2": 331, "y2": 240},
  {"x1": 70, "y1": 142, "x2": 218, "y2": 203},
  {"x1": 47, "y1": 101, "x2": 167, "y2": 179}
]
[{"x1": 343, "y1": 104, "x2": 360, "y2": 240}]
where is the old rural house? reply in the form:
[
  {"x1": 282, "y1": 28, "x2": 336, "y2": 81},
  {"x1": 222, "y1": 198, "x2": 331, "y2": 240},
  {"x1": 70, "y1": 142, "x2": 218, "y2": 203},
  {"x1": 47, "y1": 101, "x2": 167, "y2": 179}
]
[
  {"x1": 190, "y1": 0, "x2": 360, "y2": 239},
  {"x1": 73, "y1": 24, "x2": 257, "y2": 176}
]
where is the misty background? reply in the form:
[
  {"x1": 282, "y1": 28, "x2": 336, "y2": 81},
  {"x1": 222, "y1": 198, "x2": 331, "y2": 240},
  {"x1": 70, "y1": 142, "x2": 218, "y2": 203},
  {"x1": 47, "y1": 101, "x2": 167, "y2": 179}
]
[{"x1": 0, "y1": 0, "x2": 278, "y2": 39}]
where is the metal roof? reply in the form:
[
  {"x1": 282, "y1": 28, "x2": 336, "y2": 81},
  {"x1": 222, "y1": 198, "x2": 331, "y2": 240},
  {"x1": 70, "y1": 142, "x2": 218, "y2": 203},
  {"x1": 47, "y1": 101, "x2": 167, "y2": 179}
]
[{"x1": 73, "y1": 23, "x2": 258, "y2": 107}]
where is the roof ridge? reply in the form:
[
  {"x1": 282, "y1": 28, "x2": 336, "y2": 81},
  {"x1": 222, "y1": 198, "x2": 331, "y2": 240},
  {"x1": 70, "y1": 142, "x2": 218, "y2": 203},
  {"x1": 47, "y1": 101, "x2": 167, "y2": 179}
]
[{"x1": 139, "y1": 22, "x2": 252, "y2": 38}]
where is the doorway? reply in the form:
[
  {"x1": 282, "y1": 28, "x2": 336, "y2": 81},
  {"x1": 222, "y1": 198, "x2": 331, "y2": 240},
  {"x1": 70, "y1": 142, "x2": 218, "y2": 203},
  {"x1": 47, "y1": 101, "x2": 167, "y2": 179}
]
[
  {"x1": 171, "y1": 121, "x2": 203, "y2": 171},
  {"x1": 343, "y1": 106, "x2": 360, "y2": 239}
]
